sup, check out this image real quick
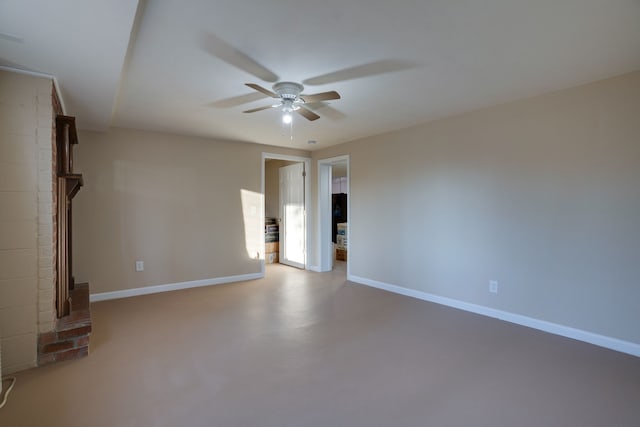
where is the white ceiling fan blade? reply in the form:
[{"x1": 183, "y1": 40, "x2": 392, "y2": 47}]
[
  {"x1": 243, "y1": 105, "x2": 276, "y2": 113},
  {"x1": 200, "y1": 33, "x2": 279, "y2": 83},
  {"x1": 246, "y1": 83, "x2": 278, "y2": 98}
]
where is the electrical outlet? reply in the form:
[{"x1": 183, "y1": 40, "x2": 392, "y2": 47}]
[
  {"x1": 135, "y1": 261, "x2": 144, "y2": 272},
  {"x1": 489, "y1": 280, "x2": 498, "y2": 294}
]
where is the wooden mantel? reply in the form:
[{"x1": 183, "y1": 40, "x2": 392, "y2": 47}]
[{"x1": 56, "y1": 115, "x2": 83, "y2": 317}]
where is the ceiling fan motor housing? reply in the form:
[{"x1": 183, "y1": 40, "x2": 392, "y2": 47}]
[{"x1": 273, "y1": 82, "x2": 304, "y2": 100}]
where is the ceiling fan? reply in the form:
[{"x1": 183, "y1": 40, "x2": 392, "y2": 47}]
[
  {"x1": 200, "y1": 33, "x2": 416, "y2": 125},
  {"x1": 243, "y1": 81, "x2": 341, "y2": 122}
]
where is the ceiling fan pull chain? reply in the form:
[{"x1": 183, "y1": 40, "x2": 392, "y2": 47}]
[{"x1": 289, "y1": 120, "x2": 294, "y2": 142}]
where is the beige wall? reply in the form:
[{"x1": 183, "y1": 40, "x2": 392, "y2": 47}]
[
  {"x1": 73, "y1": 128, "x2": 308, "y2": 294},
  {"x1": 0, "y1": 70, "x2": 55, "y2": 374},
  {"x1": 311, "y1": 71, "x2": 640, "y2": 344}
]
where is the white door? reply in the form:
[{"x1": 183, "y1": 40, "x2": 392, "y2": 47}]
[{"x1": 279, "y1": 162, "x2": 305, "y2": 269}]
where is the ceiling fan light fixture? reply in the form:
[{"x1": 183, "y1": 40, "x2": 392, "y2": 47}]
[{"x1": 282, "y1": 99, "x2": 296, "y2": 124}]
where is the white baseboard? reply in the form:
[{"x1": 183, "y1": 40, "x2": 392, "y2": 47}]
[
  {"x1": 348, "y1": 274, "x2": 640, "y2": 358},
  {"x1": 90, "y1": 272, "x2": 264, "y2": 302},
  {"x1": 308, "y1": 265, "x2": 321, "y2": 272}
]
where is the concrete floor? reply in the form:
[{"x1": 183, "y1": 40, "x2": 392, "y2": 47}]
[{"x1": 1, "y1": 263, "x2": 639, "y2": 426}]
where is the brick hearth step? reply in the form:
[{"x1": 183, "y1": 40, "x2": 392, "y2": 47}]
[{"x1": 38, "y1": 283, "x2": 92, "y2": 366}]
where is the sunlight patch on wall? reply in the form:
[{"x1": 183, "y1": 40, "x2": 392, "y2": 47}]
[{"x1": 241, "y1": 189, "x2": 264, "y2": 260}]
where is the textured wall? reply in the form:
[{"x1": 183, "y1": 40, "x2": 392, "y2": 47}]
[
  {"x1": 73, "y1": 128, "x2": 308, "y2": 294},
  {"x1": 311, "y1": 71, "x2": 640, "y2": 344}
]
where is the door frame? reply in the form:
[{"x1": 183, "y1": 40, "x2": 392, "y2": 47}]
[
  {"x1": 262, "y1": 152, "x2": 311, "y2": 274},
  {"x1": 317, "y1": 155, "x2": 350, "y2": 274}
]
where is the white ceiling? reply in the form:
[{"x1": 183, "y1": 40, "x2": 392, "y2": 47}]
[
  {"x1": 2, "y1": 0, "x2": 639, "y2": 151},
  {"x1": 0, "y1": 0, "x2": 139, "y2": 129}
]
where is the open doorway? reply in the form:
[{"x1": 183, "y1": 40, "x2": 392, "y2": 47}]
[
  {"x1": 317, "y1": 155, "x2": 349, "y2": 275},
  {"x1": 262, "y1": 153, "x2": 311, "y2": 274}
]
